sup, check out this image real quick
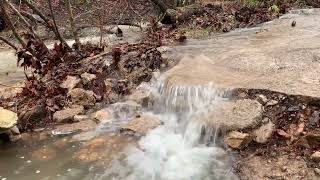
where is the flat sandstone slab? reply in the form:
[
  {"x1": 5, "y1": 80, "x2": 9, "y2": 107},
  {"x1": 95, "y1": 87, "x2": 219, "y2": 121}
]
[{"x1": 165, "y1": 9, "x2": 320, "y2": 98}]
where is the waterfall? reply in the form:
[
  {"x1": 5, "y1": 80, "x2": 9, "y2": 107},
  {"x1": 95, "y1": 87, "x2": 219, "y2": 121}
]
[{"x1": 97, "y1": 77, "x2": 237, "y2": 180}]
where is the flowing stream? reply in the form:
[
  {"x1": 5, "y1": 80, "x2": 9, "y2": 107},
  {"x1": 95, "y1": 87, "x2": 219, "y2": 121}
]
[
  {"x1": 0, "y1": 77, "x2": 237, "y2": 180},
  {"x1": 96, "y1": 80, "x2": 236, "y2": 180}
]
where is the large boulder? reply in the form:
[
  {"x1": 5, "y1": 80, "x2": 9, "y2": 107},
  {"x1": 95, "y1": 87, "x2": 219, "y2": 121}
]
[
  {"x1": 194, "y1": 99, "x2": 263, "y2": 131},
  {"x1": 0, "y1": 107, "x2": 18, "y2": 131},
  {"x1": 0, "y1": 107, "x2": 20, "y2": 141}
]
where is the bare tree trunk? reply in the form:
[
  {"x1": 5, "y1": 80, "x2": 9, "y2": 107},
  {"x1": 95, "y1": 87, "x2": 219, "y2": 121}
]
[
  {"x1": 66, "y1": 0, "x2": 80, "y2": 48},
  {"x1": 47, "y1": 0, "x2": 70, "y2": 49},
  {"x1": 21, "y1": 0, "x2": 69, "y2": 48},
  {"x1": 4, "y1": 0, "x2": 41, "y2": 40},
  {"x1": 0, "y1": 2, "x2": 27, "y2": 49}
]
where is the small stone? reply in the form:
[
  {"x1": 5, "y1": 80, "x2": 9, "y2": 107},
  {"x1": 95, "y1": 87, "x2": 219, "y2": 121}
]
[
  {"x1": 35, "y1": 170, "x2": 40, "y2": 174},
  {"x1": 104, "y1": 79, "x2": 113, "y2": 94},
  {"x1": 91, "y1": 109, "x2": 112, "y2": 123},
  {"x1": 110, "y1": 101, "x2": 142, "y2": 120},
  {"x1": 53, "y1": 105, "x2": 84, "y2": 123},
  {"x1": 127, "y1": 89, "x2": 153, "y2": 107},
  {"x1": 309, "y1": 111, "x2": 319, "y2": 126},
  {"x1": 68, "y1": 88, "x2": 96, "y2": 107},
  {"x1": 253, "y1": 121, "x2": 275, "y2": 143},
  {"x1": 314, "y1": 168, "x2": 320, "y2": 176},
  {"x1": 10, "y1": 125, "x2": 20, "y2": 135},
  {"x1": 258, "y1": 94, "x2": 268, "y2": 104},
  {"x1": 120, "y1": 114, "x2": 161, "y2": 135},
  {"x1": 74, "y1": 115, "x2": 90, "y2": 122},
  {"x1": 257, "y1": 94, "x2": 268, "y2": 104},
  {"x1": 266, "y1": 100, "x2": 279, "y2": 106},
  {"x1": 281, "y1": 166, "x2": 288, "y2": 172},
  {"x1": 238, "y1": 92, "x2": 247, "y2": 98},
  {"x1": 156, "y1": 46, "x2": 171, "y2": 53},
  {"x1": 152, "y1": 71, "x2": 161, "y2": 80},
  {"x1": 224, "y1": 131, "x2": 252, "y2": 149},
  {"x1": 51, "y1": 120, "x2": 97, "y2": 136},
  {"x1": 261, "y1": 117, "x2": 269, "y2": 124},
  {"x1": 310, "y1": 151, "x2": 320, "y2": 161},
  {"x1": 81, "y1": 73, "x2": 96, "y2": 84},
  {"x1": 60, "y1": 76, "x2": 80, "y2": 90}
]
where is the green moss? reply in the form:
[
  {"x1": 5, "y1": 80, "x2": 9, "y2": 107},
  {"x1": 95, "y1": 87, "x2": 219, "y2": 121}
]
[
  {"x1": 180, "y1": 27, "x2": 214, "y2": 39},
  {"x1": 245, "y1": 0, "x2": 260, "y2": 7}
]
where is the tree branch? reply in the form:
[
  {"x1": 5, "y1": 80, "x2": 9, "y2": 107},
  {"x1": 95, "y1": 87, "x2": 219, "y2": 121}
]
[
  {"x1": 4, "y1": 0, "x2": 41, "y2": 40},
  {"x1": 21, "y1": 0, "x2": 69, "y2": 48},
  {"x1": 0, "y1": 36, "x2": 18, "y2": 50},
  {"x1": 47, "y1": 0, "x2": 70, "y2": 49},
  {"x1": 0, "y1": 2, "x2": 27, "y2": 49}
]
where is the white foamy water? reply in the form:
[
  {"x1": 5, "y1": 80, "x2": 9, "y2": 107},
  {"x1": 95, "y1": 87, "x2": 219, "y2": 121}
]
[{"x1": 96, "y1": 78, "x2": 238, "y2": 180}]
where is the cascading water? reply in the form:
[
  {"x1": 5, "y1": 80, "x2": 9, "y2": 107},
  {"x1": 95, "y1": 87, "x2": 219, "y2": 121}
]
[{"x1": 96, "y1": 77, "x2": 238, "y2": 180}]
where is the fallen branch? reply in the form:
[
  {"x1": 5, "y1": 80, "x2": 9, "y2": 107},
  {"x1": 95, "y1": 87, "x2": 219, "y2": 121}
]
[{"x1": 0, "y1": 36, "x2": 18, "y2": 50}]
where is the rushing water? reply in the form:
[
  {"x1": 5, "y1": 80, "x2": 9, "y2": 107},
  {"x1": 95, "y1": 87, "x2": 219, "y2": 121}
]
[
  {"x1": 96, "y1": 78, "x2": 237, "y2": 180},
  {"x1": 0, "y1": 77, "x2": 237, "y2": 180}
]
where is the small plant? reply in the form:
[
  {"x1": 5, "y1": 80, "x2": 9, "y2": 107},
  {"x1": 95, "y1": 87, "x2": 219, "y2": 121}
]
[{"x1": 269, "y1": 4, "x2": 280, "y2": 16}]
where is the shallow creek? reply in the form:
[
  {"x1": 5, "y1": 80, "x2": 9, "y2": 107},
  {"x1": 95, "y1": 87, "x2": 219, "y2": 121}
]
[{"x1": 0, "y1": 76, "x2": 237, "y2": 180}]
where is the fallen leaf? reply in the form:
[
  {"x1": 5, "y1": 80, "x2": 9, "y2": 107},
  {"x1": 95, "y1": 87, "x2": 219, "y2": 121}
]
[{"x1": 277, "y1": 129, "x2": 291, "y2": 139}]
